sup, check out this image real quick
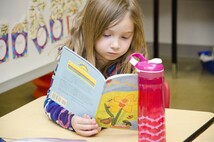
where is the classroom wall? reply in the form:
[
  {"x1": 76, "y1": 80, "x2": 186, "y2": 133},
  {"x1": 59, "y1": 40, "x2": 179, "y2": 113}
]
[
  {"x1": 0, "y1": 0, "x2": 85, "y2": 93},
  {"x1": 140, "y1": 0, "x2": 214, "y2": 58}
]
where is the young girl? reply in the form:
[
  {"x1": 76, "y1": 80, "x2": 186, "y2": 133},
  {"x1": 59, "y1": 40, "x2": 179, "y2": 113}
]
[{"x1": 44, "y1": 0, "x2": 148, "y2": 137}]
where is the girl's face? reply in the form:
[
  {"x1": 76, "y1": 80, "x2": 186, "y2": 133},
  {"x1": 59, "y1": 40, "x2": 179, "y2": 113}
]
[{"x1": 95, "y1": 13, "x2": 134, "y2": 66}]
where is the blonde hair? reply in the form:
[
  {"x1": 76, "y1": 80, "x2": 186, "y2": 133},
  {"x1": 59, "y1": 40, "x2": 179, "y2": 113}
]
[{"x1": 67, "y1": 0, "x2": 148, "y2": 77}]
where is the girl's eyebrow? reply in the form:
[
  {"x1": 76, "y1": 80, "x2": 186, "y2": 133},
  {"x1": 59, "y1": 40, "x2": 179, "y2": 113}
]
[
  {"x1": 121, "y1": 31, "x2": 134, "y2": 35},
  {"x1": 124, "y1": 31, "x2": 134, "y2": 33},
  {"x1": 105, "y1": 29, "x2": 134, "y2": 34}
]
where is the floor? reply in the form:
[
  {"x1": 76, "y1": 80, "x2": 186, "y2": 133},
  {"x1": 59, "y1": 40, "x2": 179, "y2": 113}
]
[{"x1": 0, "y1": 58, "x2": 214, "y2": 117}]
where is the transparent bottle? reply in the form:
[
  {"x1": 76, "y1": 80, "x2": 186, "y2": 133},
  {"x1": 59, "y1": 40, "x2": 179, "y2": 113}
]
[{"x1": 129, "y1": 53, "x2": 166, "y2": 142}]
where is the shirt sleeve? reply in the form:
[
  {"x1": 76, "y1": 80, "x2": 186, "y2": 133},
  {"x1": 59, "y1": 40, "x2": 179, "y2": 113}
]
[
  {"x1": 43, "y1": 94, "x2": 75, "y2": 131},
  {"x1": 43, "y1": 52, "x2": 75, "y2": 131}
]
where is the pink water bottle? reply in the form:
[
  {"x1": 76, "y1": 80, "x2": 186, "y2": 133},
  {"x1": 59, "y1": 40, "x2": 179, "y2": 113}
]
[{"x1": 129, "y1": 53, "x2": 166, "y2": 142}]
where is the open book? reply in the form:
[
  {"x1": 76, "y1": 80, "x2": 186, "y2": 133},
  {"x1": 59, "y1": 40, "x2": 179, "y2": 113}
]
[
  {"x1": 10, "y1": 138, "x2": 86, "y2": 142},
  {"x1": 48, "y1": 46, "x2": 138, "y2": 130}
]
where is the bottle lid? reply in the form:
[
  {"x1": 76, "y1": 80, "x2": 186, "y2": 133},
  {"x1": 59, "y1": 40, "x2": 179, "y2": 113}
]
[{"x1": 128, "y1": 53, "x2": 164, "y2": 72}]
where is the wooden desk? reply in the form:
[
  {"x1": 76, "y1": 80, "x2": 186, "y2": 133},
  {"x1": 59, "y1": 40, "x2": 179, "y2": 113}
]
[{"x1": 0, "y1": 96, "x2": 213, "y2": 142}]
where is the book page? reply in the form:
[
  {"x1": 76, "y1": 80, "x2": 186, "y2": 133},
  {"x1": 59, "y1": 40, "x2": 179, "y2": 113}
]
[
  {"x1": 10, "y1": 138, "x2": 86, "y2": 142},
  {"x1": 49, "y1": 46, "x2": 105, "y2": 117},
  {"x1": 96, "y1": 74, "x2": 138, "y2": 130}
]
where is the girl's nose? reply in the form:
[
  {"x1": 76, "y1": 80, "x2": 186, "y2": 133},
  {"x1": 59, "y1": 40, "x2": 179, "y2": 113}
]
[{"x1": 110, "y1": 39, "x2": 120, "y2": 50}]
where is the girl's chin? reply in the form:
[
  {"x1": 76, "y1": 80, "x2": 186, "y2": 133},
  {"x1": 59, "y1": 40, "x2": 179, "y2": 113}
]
[{"x1": 105, "y1": 55, "x2": 120, "y2": 61}]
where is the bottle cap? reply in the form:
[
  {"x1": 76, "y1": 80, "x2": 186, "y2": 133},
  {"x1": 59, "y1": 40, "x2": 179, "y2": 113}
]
[{"x1": 128, "y1": 53, "x2": 164, "y2": 72}]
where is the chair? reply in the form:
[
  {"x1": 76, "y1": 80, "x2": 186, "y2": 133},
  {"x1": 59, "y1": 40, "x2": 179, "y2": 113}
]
[
  {"x1": 164, "y1": 81, "x2": 170, "y2": 108},
  {"x1": 32, "y1": 72, "x2": 53, "y2": 98}
]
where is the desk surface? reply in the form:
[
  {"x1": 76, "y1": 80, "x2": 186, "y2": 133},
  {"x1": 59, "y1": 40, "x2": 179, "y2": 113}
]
[
  {"x1": 0, "y1": 96, "x2": 213, "y2": 142},
  {"x1": 193, "y1": 124, "x2": 214, "y2": 142}
]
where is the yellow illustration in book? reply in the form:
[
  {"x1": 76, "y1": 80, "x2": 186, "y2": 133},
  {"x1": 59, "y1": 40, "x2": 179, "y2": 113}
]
[{"x1": 96, "y1": 90, "x2": 138, "y2": 129}]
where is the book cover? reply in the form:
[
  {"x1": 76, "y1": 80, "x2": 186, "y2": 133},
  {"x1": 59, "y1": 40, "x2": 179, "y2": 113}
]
[{"x1": 48, "y1": 46, "x2": 138, "y2": 130}]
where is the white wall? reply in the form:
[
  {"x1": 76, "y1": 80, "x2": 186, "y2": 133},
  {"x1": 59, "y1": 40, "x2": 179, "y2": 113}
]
[
  {"x1": 140, "y1": 0, "x2": 214, "y2": 46},
  {"x1": 0, "y1": 0, "x2": 86, "y2": 93}
]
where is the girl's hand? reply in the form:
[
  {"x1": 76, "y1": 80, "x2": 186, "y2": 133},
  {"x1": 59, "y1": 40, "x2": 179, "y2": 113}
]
[{"x1": 72, "y1": 114, "x2": 101, "y2": 137}]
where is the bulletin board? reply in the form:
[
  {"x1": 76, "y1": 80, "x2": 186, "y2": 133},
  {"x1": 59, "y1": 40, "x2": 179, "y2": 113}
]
[{"x1": 0, "y1": 0, "x2": 85, "y2": 93}]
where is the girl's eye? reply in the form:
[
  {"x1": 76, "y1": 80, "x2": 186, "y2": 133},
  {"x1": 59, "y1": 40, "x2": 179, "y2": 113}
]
[
  {"x1": 122, "y1": 36, "x2": 129, "y2": 39},
  {"x1": 103, "y1": 34, "x2": 111, "y2": 37}
]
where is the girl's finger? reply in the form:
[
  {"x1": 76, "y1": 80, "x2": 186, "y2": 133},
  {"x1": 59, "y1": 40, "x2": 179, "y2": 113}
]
[{"x1": 76, "y1": 128, "x2": 100, "y2": 137}]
